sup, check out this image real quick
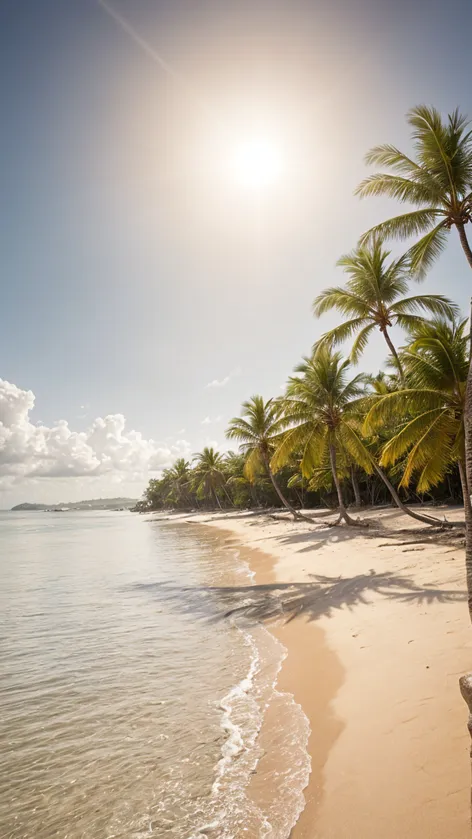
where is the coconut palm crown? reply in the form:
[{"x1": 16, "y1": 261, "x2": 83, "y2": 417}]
[
  {"x1": 313, "y1": 238, "x2": 458, "y2": 376},
  {"x1": 364, "y1": 316, "x2": 470, "y2": 505},
  {"x1": 226, "y1": 395, "x2": 301, "y2": 516},
  {"x1": 355, "y1": 106, "x2": 472, "y2": 276}
]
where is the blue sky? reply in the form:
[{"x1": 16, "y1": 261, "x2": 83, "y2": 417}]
[{"x1": 1, "y1": 0, "x2": 472, "y2": 505}]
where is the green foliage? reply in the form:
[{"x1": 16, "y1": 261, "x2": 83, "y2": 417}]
[
  {"x1": 313, "y1": 238, "x2": 458, "y2": 367},
  {"x1": 356, "y1": 106, "x2": 472, "y2": 277},
  {"x1": 365, "y1": 317, "x2": 468, "y2": 491}
]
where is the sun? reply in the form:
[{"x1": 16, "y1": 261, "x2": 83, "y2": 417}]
[{"x1": 229, "y1": 138, "x2": 283, "y2": 189}]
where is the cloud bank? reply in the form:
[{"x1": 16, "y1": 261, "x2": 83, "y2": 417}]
[{"x1": 0, "y1": 378, "x2": 190, "y2": 498}]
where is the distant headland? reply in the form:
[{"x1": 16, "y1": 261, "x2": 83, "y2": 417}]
[{"x1": 11, "y1": 498, "x2": 137, "y2": 512}]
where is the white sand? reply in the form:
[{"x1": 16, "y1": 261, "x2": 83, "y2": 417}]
[{"x1": 158, "y1": 505, "x2": 472, "y2": 837}]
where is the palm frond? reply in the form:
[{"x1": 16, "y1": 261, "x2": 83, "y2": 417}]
[
  {"x1": 350, "y1": 322, "x2": 378, "y2": 363},
  {"x1": 391, "y1": 293, "x2": 460, "y2": 319},
  {"x1": 404, "y1": 222, "x2": 450, "y2": 278},
  {"x1": 355, "y1": 173, "x2": 438, "y2": 205},
  {"x1": 380, "y1": 408, "x2": 447, "y2": 466},
  {"x1": 359, "y1": 209, "x2": 444, "y2": 245}
]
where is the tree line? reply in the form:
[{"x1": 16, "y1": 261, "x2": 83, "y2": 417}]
[{"x1": 138, "y1": 105, "x2": 472, "y2": 609}]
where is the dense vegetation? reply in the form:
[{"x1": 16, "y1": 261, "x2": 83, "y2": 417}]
[{"x1": 138, "y1": 106, "x2": 472, "y2": 530}]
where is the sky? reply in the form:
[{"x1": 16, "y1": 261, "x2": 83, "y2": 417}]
[{"x1": 1, "y1": 0, "x2": 472, "y2": 506}]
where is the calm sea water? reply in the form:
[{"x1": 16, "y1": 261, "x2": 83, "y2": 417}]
[{"x1": 0, "y1": 511, "x2": 309, "y2": 839}]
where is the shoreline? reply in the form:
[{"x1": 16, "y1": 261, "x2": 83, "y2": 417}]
[
  {"x1": 219, "y1": 537, "x2": 345, "y2": 837},
  {"x1": 167, "y1": 505, "x2": 472, "y2": 837}
]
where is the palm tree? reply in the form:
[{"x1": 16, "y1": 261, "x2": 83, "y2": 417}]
[
  {"x1": 226, "y1": 395, "x2": 304, "y2": 519},
  {"x1": 356, "y1": 105, "x2": 472, "y2": 614},
  {"x1": 355, "y1": 106, "x2": 472, "y2": 276},
  {"x1": 271, "y1": 348, "x2": 372, "y2": 525},
  {"x1": 224, "y1": 450, "x2": 255, "y2": 508},
  {"x1": 192, "y1": 447, "x2": 229, "y2": 509},
  {"x1": 364, "y1": 317, "x2": 471, "y2": 517},
  {"x1": 313, "y1": 239, "x2": 459, "y2": 379},
  {"x1": 163, "y1": 458, "x2": 192, "y2": 507},
  {"x1": 272, "y1": 347, "x2": 442, "y2": 526}
]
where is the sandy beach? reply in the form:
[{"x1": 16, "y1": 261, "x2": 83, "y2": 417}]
[{"x1": 178, "y1": 505, "x2": 472, "y2": 838}]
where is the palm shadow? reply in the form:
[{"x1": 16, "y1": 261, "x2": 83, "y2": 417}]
[{"x1": 131, "y1": 571, "x2": 466, "y2": 626}]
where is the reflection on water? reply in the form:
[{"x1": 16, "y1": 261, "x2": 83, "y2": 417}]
[{"x1": 0, "y1": 511, "x2": 309, "y2": 839}]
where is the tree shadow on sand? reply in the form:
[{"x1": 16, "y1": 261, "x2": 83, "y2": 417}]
[{"x1": 132, "y1": 571, "x2": 467, "y2": 626}]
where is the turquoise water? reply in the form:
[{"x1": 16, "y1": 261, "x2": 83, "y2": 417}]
[{"x1": 0, "y1": 511, "x2": 309, "y2": 838}]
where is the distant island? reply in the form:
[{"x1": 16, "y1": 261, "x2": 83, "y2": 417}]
[{"x1": 11, "y1": 498, "x2": 137, "y2": 512}]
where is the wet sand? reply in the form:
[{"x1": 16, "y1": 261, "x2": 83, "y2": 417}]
[
  {"x1": 188, "y1": 506, "x2": 472, "y2": 837},
  {"x1": 239, "y1": 546, "x2": 345, "y2": 837}
]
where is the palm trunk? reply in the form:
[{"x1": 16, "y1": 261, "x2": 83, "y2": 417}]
[
  {"x1": 457, "y1": 223, "x2": 472, "y2": 270},
  {"x1": 382, "y1": 327, "x2": 405, "y2": 383},
  {"x1": 351, "y1": 466, "x2": 362, "y2": 508},
  {"x1": 372, "y1": 463, "x2": 444, "y2": 526},
  {"x1": 262, "y1": 454, "x2": 308, "y2": 521},
  {"x1": 329, "y1": 443, "x2": 364, "y2": 526},
  {"x1": 458, "y1": 221, "x2": 472, "y2": 620},
  {"x1": 465, "y1": 363, "x2": 472, "y2": 622},
  {"x1": 455, "y1": 220, "x2": 472, "y2": 800},
  {"x1": 459, "y1": 457, "x2": 472, "y2": 521}
]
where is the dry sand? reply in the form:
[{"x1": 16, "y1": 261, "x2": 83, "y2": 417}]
[{"x1": 181, "y1": 505, "x2": 472, "y2": 838}]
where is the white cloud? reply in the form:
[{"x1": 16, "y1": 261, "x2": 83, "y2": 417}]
[
  {"x1": 204, "y1": 366, "x2": 242, "y2": 389},
  {"x1": 201, "y1": 415, "x2": 222, "y2": 425},
  {"x1": 0, "y1": 379, "x2": 191, "y2": 492},
  {"x1": 205, "y1": 375, "x2": 230, "y2": 389}
]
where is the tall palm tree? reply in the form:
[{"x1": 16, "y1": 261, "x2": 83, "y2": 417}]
[
  {"x1": 272, "y1": 347, "x2": 442, "y2": 526},
  {"x1": 313, "y1": 239, "x2": 459, "y2": 379},
  {"x1": 355, "y1": 106, "x2": 472, "y2": 276},
  {"x1": 356, "y1": 104, "x2": 472, "y2": 614},
  {"x1": 192, "y1": 447, "x2": 229, "y2": 509},
  {"x1": 226, "y1": 395, "x2": 303, "y2": 519},
  {"x1": 364, "y1": 317, "x2": 471, "y2": 517}
]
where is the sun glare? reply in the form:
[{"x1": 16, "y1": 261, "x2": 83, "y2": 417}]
[{"x1": 229, "y1": 138, "x2": 283, "y2": 189}]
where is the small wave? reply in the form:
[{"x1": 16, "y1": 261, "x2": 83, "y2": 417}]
[
  {"x1": 211, "y1": 628, "x2": 261, "y2": 797},
  {"x1": 191, "y1": 548, "x2": 312, "y2": 839}
]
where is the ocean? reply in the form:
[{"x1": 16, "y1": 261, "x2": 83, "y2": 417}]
[{"x1": 0, "y1": 510, "x2": 310, "y2": 838}]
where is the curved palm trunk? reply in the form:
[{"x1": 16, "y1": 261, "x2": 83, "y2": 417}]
[
  {"x1": 262, "y1": 454, "x2": 308, "y2": 521},
  {"x1": 459, "y1": 458, "x2": 472, "y2": 521},
  {"x1": 381, "y1": 327, "x2": 405, "y2": 383},
  {"x1": 329, "y1": 443, "x2": 365, "y2": 526},
  {"x1": 372, "y1": 463, "x2": 445, "y2": 526},
  {"x1": 457, "y1": 223, "x2": 472, "y2": 270},
  {"x1": 464, "y1": 368, "x2": 472, "y2": 622},
  {"x1": 456, "y1": 221, "x2": 472, "y2": 620}
]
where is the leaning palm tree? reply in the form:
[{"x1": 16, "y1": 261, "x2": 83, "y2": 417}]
[
  {"x1": 226, "y1": 395, "x2": 304, "y2": 519},
  {"x1": 272, "y1": 347, "x2": 442, "y2": 526},
  {"x1": 356, "y1": 106, "x2": 472, "y2": 275},
  {"x1": 192, "y1": 447, "x2": 229, "y2": 509},
  {"x1": 364, "y1": 317, "x2": 471, "y2": 517},
  {"x1": 313, "y1": 238, "x2": 459, "y2": 378},
  {"x1": 356, "y1": 104, "x2": 472, "y2": 616}
]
